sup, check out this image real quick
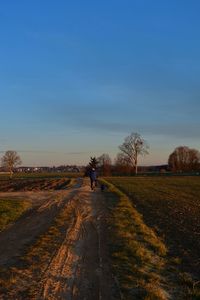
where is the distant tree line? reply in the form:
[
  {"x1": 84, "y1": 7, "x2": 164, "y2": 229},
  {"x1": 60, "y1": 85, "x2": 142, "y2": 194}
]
[
  {"x1": 1, "y1": 133, "x2": 200, "y2": 178},
  {"x1": 86, "y1": 132, "x2": 200, "y2": 176},
  {"x1": 168, "y1": 146, "x2": 200, "y2": 172},
  {"x1": 85, "y1": 132, "x2": 150, "y2": 176},
  {"x1": 0, "y1": 150, "x2": 81, "y2": 178}
]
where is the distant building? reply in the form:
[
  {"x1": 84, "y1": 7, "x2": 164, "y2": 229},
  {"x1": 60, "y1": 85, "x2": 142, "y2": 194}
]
[{"x1": 16, "y1": 165, "x2": 82, "y2": 173}]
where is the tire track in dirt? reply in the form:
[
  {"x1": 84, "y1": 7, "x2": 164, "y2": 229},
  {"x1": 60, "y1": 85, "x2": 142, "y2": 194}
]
[{"x1": 41, "y1": 199, "x2": 84, "y2": 299}]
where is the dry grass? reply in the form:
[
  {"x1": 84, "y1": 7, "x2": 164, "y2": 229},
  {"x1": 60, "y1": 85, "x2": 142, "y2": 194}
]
[{"x1": 101, "y1": 179, "x2": 170, "y2": 300}]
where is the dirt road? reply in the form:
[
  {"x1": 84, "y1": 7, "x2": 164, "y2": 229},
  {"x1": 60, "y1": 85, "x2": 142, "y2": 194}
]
[{"x1": 0, "y1": 179, "x2": 118, "y2": 300}]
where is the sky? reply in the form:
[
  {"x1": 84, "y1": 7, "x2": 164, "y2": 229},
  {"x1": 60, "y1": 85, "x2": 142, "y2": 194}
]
[{"x1": 0, "y1": 0, "x2": 200, "y2": 166}]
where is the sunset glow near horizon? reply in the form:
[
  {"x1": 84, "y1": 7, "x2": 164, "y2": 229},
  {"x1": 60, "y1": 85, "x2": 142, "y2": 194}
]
[{"x1": 0, "y1": 1, "x2": 200, "y2": 166}]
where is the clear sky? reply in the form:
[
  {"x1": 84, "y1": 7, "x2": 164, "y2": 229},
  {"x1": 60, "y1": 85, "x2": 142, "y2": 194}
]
[{"x1": 0, "y1": 1, "x2": 200, "y2": 166}]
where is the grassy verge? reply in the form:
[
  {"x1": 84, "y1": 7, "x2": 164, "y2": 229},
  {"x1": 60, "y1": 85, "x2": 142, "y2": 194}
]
[
  {"x1": 101, "y1": 178, "x2": 171, "y2": 300},
  {"x1": 0, "y1": 198, "x2": 30, "y2": 231}
]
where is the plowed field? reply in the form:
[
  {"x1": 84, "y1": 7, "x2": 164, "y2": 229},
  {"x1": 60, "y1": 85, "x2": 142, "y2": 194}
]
[
  {"x1": 0, "y1": 178, "x2": 70, "y2": 192},
  {"x1": 107, "y1": 176, "x2": 200, "y2": 278}
]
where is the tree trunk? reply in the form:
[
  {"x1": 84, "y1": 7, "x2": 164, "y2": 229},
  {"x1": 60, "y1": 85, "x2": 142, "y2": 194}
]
[
  {"x1": 135, "y1": 164, "x2": 138, "y2": 175},
  {"x1": 134, "y1": 154, "x2": 138, "y2": 175},
  {"x1": 9, "y1": 167, "x2": 13, "y2": 179}
]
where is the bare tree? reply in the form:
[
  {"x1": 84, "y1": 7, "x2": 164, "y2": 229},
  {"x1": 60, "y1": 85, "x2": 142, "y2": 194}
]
[
  {"x1": 98, "y1": 153, "x2": 112, "y2": 176},
  {"x1": 114, "y1": 152, "x2": 132, "y2": 175},
  {"x1": 168, "y1": 146, "x2": 200, "y2": 172},
  {"x1": 119, "y1": 132, "x2": 149, "y2": 175},
  {"x1": 1, "y1": 150, "x2": 22, "y2": 178}
]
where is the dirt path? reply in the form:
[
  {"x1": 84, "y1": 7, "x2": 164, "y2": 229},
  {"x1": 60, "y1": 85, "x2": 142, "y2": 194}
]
[
  {"x1": 40, "y1": 184, "x2": 117, "y2": 300},
  {"x1": 0, "y1": 179, "x2": 118, "y2": 300}
]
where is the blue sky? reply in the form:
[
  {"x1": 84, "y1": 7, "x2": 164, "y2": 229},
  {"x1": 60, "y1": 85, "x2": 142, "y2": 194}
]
[{"x1": 0, "y1": 1, "x2": 200, "y2": 166}]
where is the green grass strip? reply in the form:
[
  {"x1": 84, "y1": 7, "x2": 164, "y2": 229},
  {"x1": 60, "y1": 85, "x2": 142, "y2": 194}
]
[{"x1": 0, "y1": 198, "x2": 30, "y2": 232}]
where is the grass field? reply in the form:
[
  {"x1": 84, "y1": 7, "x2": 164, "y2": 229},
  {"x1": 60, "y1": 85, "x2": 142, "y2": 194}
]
[
  {"x1": 104, "y1": 176, "x2": 200, "y2": 298},
  {"x1": 0, "y1": 198, "x2": 30, "y2": 232},
  {"x1": 0, "y1": 172, "x2": 82, "y2": 180}
]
